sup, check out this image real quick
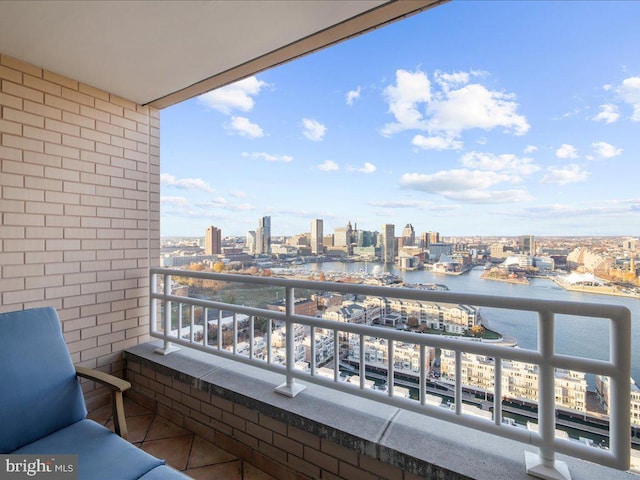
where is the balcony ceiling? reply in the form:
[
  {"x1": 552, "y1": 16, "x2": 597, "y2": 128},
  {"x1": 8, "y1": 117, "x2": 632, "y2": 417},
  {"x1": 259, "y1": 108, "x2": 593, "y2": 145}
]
[{"x1": 0, "y1": 0, "x2": 443, "y2": 109}]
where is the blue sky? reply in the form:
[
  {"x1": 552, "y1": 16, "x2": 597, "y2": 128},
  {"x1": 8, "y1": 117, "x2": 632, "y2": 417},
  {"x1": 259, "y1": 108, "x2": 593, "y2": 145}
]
[{"x1": 160, "y1": 1, "x2": 640, "y2": 239}]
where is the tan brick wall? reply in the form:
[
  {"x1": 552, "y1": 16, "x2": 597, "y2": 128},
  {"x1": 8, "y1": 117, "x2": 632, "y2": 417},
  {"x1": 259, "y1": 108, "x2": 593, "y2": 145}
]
[
  {"x1": 0, "y1": 53, "x2": 160, "y2": 408},
  {"x1": 126, "y1": 364, "x2": 416, "y2": 480}
]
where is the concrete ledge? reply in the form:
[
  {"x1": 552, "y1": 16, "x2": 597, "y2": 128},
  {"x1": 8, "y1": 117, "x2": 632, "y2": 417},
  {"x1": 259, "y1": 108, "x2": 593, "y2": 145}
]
[{"x1": 125, "y1": 342, "x2": 635, "y2": 480}]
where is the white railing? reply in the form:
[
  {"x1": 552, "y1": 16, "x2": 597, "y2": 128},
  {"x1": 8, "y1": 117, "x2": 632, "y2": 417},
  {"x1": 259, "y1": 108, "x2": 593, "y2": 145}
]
[{"x1": 149, "y1": 267, "x2": 631, "y2": 479}]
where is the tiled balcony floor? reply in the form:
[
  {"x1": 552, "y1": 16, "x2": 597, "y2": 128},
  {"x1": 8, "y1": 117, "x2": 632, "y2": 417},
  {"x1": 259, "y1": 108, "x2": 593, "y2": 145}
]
[{"x1": 87, "y1": 399, "x2": 275, "y2": 480}]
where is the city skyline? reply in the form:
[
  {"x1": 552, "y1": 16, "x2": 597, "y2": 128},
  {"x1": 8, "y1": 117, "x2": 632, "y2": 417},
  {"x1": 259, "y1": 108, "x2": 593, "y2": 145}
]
[{"x1": 160, "y1": 1, "x2": 640, "y2": 238}]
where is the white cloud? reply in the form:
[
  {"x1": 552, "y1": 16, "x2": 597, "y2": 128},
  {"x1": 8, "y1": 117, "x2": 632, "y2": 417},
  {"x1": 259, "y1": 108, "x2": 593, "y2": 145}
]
[
  {"x1": 381, "y1": 69, "x2": 432, "y2": 135},
  {"x1": 507, "y1": 200, "x2": 640, "y2": 218},
  {"x1": 317, "y1": 160, "x2": 339, "y2": 171},
  {"x1": 541, "y1": 164, "x2": 589, "y2": 185},
  {"x1": 434, "y1": 70, "x2": 470, "y2": 92},
  {"x1": 460, "y1": 152, "x2": 539, "y2": 176},
  {"x1": 591, "y1": 141, "x2": 622, "y2": 159},
  {"x1": 349, "y1": 162, "x2": 376, "y2": 174},
  {"x1": 592, "y1": 104, "x2": 620, "y2": 124},
  {"x1": 198, "y1": 76, "x2": 267, "y2": 114},
  {"x1": 242, "y1": 152, "x2": 293, "y2": 162},
  {"x1": 412, "y1": 134, "x2": 463, "y2": 151},
  {"x1": 443, "y1": 189, "x2": 532, "y2": 203},
  {"x1": 368, "y1": 200, "x2": 430, "y2": 208},
  {"x1": 428, "y1": 84, "x2": 530, "y2": 135},
  {"x1": 401, "y1": 169, "x2": 513, "y2": 191},
  {"x1": 161, "y1": 174, "x2": 215, "y2": 193},
  {"x1": 381, "y1": 69, "x2": 529, "y2": 140},
  {"x1": 399, "y1": 169, "x2": 530, "y2": 203},
  {"x1": 618, "y1": 76, "x2": 640, "y2": 121},
  {"x1": 346, "y1": 86, "x2": 361, "y2": 106},
  {"x1": 524, "y1": 145, "x2": 538, "y2": 154},
  {"x1": 229, "y1": 190, "x2": 247, "y2": 198},
  {"x1": 555, "y1": 144, "x2": 578, "y2": 159},
  {"x1": 161, "y1": 196, "x2": 190, "y2": 207},
  {"x1": 225, "y1": 203, "x2": 255, "y2": 211},
  {"x1": 302, "y1": 118, "x2": 327, "y2": 141},
  {"x1": 228, "y1": 116, "x2": 264, "y2": 138}
]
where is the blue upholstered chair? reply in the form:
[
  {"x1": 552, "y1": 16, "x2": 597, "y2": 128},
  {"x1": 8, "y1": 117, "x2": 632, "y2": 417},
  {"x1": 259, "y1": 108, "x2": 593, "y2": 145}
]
[{"x1": 0, "y1": 307, "x2": 190, "y2": 479}]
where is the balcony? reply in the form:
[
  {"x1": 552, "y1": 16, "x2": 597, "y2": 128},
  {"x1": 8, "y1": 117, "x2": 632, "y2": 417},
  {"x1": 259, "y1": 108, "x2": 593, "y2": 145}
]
[
  {"x1": 0, "y1": 3, "x2": 638, "y2": 479},
  {"x1": 105, "y1": 267, "x2": 636, "y2": 480}
]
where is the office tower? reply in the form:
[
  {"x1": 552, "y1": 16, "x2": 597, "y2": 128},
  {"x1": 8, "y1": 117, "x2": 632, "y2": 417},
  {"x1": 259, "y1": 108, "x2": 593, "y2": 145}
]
[
  {"x1": 311, "y1": 219, "x2": 323, "y2": 255},
  {"x1": 246, "y1": 231, "x2": 256, "y2": 254},
  {"x1": 382, "y1": 224, "x2": 395, "y2": 264},
  {"x1": 256, "y1": 216, "x2": 271, "y2": 255},
  {"x1": 519, "y1": 235, "x2": 535, "y2": 255},
  {"x1": 402, "y1": 224, "x2": 415, "y2": 247},
  {"x1": 205, "y1": 226, "x2": 221, "y2": 255},
  {"x1": 428, "y1": 231, "x2": 440, "y2": 245},
  {"x1": 420, "y1": 232, "x2": 429, "y2": 249}
]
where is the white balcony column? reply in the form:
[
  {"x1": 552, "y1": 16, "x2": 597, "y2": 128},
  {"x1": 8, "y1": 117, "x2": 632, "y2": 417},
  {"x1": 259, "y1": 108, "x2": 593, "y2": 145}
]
[
  {"x1": 276, "y1": 286, "x2": 306, "y2": 397},
  {"x1": 525, "y1": 309, "x2": 569, "y2": 480},
  {"x1": 155, "y1": 274, "x2": 180, "y2": 355},
  {"x1": 609, "y1": 308, "x2": 632, "y2": 469}
]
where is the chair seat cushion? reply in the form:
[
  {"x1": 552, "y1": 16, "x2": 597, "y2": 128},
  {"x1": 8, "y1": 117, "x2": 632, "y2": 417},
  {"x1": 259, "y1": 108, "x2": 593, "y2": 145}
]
[
  {"x1": 138, "y1": 465, "x2": 192, "y2": 479},
  {"x1": 13, "y1": 419, "x2": 163, "y2": 480}
]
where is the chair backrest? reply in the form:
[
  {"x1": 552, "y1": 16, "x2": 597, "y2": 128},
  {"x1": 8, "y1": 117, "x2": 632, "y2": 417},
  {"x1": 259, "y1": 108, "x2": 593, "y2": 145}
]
[{"x1": 0, "y1": 307, "x2": 87, "y2": 452}]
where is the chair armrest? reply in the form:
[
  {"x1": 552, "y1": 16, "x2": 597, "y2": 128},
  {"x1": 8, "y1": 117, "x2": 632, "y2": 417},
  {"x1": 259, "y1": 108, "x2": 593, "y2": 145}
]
[
  {"x1": 75, "y1": 366, "x2": 131, "y2": 392},
  {"x1": 75, "y1": 366, "x2": 131, "y2": 439}
]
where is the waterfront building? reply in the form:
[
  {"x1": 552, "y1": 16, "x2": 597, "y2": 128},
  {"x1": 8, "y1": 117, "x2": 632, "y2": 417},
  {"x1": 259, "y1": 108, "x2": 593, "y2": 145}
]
[
  {"x1": 334, "y1": 222, "x2": 353, "y2": 252},
  {"x1": 303, "y1": 330, "x2": 335, "y2": 366},
  {"x1": 519, "y1": 235, "x2": 536, "y2": 255},
  {"x1": 356, "y1": 230, "x2": 376, "y2": 248},
  {"x1": 256, "y1": 216, "x2": 271, "y2": 255},
  {"x1": 267, "y1": 297, "x2": 318, "y2": 317},
  {"x1": 504, "y1": 254, "x2": 534, "y2": 269},
  {"x1": 428, "y1": 242, "x2": 453, "y2": 262},
  {"x1": 382, "y1": 224, "x2": 395, "y2": 264},
  {"x1": 347, "y1": 335, "x2": 433, "y2": 375},
  {"x1": 246, "y1": 230, "x2": 256, "y2": 254},
  {"x1": 311, "y1": 219, "x2": 323, "y2": 255},
  {"x1": 533, "y1": 256, "x2": 555, "y2": 272},
  {"x1": 322, "y1": 301, "x2": 381, "y2": 327},
  {"x1": 323, "y1": 234, "x2": 334, "y2": 248},
  {"x1": 402, "y1": 224, "x2": 415, "y2": 247},
  {"x1": 596, "y1": 375, "x2": 640, "y2": 426},
  {"x1": 441, "y1": 353, "x2": 588, "y2": 413},
  {"x1": 205, "y1": 225, "x2": 222, "y2": 255},
  {"x1": 490, "y1": 243, "x2": 507, "y2": 259},
  {"x1": 236, "y1": 337, "x2": 267, "y2": 360},
  {"x1": 352, "y1": 246, "x2": 377, "y2": 259},
  {"x1": 366, "y1": 296, "x2": 479, "y2": 334}
]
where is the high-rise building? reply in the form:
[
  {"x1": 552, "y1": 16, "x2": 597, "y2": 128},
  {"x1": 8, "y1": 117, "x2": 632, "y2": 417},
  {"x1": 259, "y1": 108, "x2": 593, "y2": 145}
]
[
  {"x1": 519, "y1": 235, "x2": 535, "y2": 256},
  {"x1": 382, "y1": 224, "x2": 395, "y2": 264},
  {"x1": 311, "y1": 219, "x2": 323, "y2": 255},
  {"x1": 428, "y1": 231, "x2": 440, "y2": 245},
  {"x1": 246, "y1": 231, "x2": 256, "y2": 254},
  {"x1": 205, "y1": 226, "x2": 221, "y2": 255},
  {"x1": 401, "y1": 224, "x2": 415, "y2": 247},
  {"x1": 256, "y1": 216, "x2": 271, "y2": 255}
]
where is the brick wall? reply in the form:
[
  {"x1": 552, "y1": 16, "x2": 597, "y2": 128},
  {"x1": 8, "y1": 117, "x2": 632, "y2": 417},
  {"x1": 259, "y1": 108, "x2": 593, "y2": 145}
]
[
  {"x1": 0, "y1": 53, "x2": 160, "y2": 408},
  {"x1": 126, "y1": 359, "x2": 427, "y2": 480}
]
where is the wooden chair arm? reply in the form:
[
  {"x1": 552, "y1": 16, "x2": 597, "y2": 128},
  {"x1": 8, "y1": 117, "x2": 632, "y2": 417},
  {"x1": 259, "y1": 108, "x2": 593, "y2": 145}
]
[{"x1": 75, "y1": 366, "x2": 131, "y2": 439}]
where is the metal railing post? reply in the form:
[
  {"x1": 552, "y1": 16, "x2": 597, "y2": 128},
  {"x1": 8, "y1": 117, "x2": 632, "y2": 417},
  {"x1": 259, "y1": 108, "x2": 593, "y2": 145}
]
[
  {"x1": 525, "y1": 310, "x2": 570, "y2": 480},
  {"x1": 609, "y1": 308, "x2": 632, "y2": 470},
  {"x1": 275, "y1": 286, "x2": 306, "y2": 397},
  {"x1": 155, "y1": 273, "x2": 179, "y2": 355}
]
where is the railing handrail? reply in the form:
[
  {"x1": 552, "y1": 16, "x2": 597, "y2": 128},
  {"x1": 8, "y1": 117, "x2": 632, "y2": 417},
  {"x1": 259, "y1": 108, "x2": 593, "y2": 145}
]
[{"x1": 148, "y1": 267, "x2": 632, "y2": 478}]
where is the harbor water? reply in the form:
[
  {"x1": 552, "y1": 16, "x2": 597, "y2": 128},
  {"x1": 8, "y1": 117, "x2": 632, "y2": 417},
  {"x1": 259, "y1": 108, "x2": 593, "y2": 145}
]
[{"x1": 302, "y1": 262, "x2": 640, "y2": 385}]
